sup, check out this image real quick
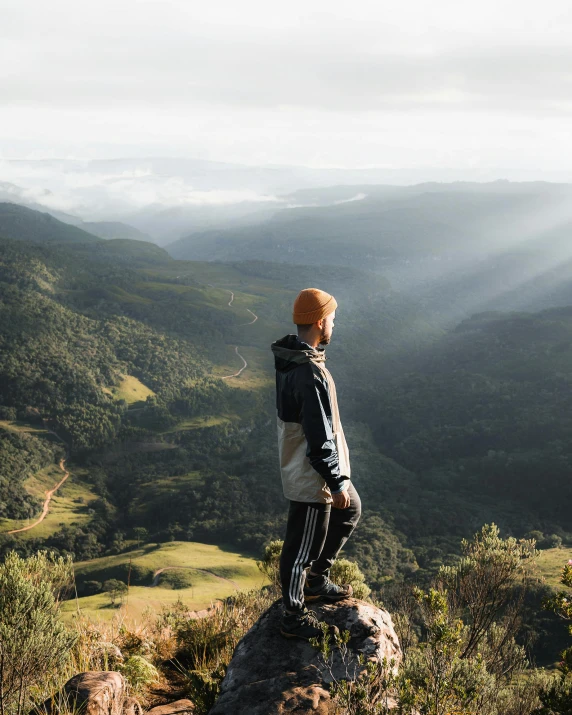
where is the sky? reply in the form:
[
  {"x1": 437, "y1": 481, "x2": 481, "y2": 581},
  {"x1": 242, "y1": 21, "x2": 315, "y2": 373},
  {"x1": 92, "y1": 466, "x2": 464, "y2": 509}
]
[{"x1": 2, "y1": 0, "x2": 572, "y2": 172}]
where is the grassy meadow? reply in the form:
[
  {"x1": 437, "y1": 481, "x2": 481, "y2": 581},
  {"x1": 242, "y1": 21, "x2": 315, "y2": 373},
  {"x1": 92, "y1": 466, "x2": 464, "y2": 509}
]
[
  {"x1": 537, "y1": 547, "x2": 572, "y2": 590},
  {"x1": 64, "y1": 540, "x2": 268, "y2": 621},
  {"x1": 104, "y1": 374, "x2": 156, "y2": 405}
]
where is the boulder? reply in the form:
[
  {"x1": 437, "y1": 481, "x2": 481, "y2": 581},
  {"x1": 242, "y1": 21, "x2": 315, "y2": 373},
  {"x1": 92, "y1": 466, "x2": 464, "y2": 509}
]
[
  {"x1": 146, "y1": 700, "x2": 195, "y2": 715},
  {"x1": 32, "y1": 671, "x2": 140, "y2": 715},
  {"x1": 210, "y1": 598, "x2": 401, "y2": 715}
]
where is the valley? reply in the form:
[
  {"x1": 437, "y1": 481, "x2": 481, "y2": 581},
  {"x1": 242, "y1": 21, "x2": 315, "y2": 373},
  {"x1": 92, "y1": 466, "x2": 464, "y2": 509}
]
[{"x1": 2, "y1": 192, "x2": 572, "y2": 645}]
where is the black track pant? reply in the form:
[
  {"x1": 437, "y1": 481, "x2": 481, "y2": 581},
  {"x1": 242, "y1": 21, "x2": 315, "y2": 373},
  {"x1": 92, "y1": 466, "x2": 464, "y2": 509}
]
[{"x1": 279, "y1": 482, "x2": 361, "y2": 612}]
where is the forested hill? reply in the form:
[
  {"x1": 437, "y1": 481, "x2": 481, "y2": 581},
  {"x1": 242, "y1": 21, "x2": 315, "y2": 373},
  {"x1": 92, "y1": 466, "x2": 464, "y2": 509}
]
[
  {"x1": 166, "y1": 183, "x2": 572, "y2": 326},
  {"x1": 360, "y1": 308, "x2": 572, "y2": 545},
  {"x1": 1, "y1": 223, "x2": 424, "y2": 577},
  {"x1": 0, "y1": 203, "x2": 103, "y2": 244},
  {"x1": 167, "y1": 183, "x2": 572, "y2": 266}
]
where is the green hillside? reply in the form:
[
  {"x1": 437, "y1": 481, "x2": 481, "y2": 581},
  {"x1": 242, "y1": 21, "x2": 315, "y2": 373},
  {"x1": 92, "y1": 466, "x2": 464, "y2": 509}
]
[
  {"x1": 0, "y1": 202, "x2": 103, "y2": 244},
  {"x1": 82, "y1": 221, "x2": 154, "y2": 243},
  {"x1": 166, "y1": 187, "x2": 572, "y2": 267},
  {"x1": 63, "y1": 540, "x2": 267, "y2": 620}
]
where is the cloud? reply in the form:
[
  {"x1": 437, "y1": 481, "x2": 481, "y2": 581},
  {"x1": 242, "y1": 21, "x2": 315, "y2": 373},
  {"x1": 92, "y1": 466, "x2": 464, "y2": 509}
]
[
  {"x1": 2, "y1": 0, "x2": 572, "y2": 170},
  {"x1": 0, "y1": 159, "x2": 283, "y2": 217},
  {"x1": 2, "y1": 0, "x2": 572, "y2": 115}
]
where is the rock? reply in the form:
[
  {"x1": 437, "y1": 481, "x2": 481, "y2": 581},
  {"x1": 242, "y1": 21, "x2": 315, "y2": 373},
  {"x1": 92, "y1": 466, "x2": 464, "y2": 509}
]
[
  {"x1": 210, "y1": 598, "x2": 401, "y2": 715},
  {"x1": 146, "y1": 699, "x2": 195, "y2": 715},
  {"x1": 31, "y1": 671, "x2": 141, "y2": 715},
  {"x1": 123, "y1": 698, "x2": 144, "y2": 715}
]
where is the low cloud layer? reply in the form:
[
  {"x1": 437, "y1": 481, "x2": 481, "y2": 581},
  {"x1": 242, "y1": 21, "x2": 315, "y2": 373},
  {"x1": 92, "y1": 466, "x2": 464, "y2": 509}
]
[{"x1": 0, "y1": 160, "x2": 282, "y2": 218}]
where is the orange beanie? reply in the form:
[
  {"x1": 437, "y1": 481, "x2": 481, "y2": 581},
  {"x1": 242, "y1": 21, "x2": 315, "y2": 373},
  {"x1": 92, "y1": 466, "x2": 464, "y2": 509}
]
[{"x1": 292, "y1": 288, "x2": 338, "y2": 325}]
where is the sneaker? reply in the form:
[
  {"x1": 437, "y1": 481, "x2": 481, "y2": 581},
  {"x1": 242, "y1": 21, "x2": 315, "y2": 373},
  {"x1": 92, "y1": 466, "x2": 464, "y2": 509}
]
[
  {"x1": 304, "y1": 574, "x2": 353, "y2": 603},
  {"x1": 280, "y1": 608, "x2": 324, "y2": 641}
]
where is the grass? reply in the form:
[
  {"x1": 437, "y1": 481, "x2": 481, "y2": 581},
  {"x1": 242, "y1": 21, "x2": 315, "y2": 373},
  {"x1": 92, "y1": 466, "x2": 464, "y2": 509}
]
[
  {"x1": 159, "y1": 415, "x2": 232, "y2": 434},
  {"x1": 0, "y1": 464, "x2": 97, "y2": 539},
  {"x1": 106, "y1": 374, "x2": 156, "y2": 405},
  {"x1": 0, "y1": 420, "x2": 49, "y2": 436},
  {"x1": 537, "y1": 547, "x2": 572, "y2": 590},
  {"x1": 63, "y1": 541, "x2": 268, "y2": 621}
]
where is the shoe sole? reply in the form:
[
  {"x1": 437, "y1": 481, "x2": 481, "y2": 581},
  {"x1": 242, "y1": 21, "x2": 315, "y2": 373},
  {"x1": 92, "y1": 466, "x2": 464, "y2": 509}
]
[
  {"x1": 304, "y1": 589, "x2": 353, "y2": 603},
  {"x1": 304, "y1": 594, "x2": 350, "y2": 603}
]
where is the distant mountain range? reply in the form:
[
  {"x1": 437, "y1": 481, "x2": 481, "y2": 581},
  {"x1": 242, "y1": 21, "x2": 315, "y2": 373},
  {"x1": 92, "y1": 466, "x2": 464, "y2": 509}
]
[
  {"x1": 165, "y1": 182, "x2": 572, "y2": 323},
  {"x1": 4, "y1": 156, "x2": 572, "y2": 246}
]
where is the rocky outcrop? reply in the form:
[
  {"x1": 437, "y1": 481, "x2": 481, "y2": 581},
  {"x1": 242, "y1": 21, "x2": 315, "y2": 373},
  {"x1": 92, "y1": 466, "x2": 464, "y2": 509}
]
[
  {"x1": 32, "y1": 672, "x2": 139, "y2": 715},
  {"x1": 210, "y1": 598, "x2": 401, "y2": 715}
]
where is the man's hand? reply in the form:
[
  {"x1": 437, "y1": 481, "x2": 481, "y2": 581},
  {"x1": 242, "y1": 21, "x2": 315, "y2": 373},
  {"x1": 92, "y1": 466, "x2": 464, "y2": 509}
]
[{"x1": 332, "y1": 489, "x2": 350, "y2": 509}]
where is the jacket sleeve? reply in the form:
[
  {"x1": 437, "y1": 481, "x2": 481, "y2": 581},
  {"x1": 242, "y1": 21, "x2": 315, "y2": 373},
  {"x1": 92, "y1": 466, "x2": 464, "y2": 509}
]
[{"x1": 296, "y1": 367, "x2": 348, "y2": 493}]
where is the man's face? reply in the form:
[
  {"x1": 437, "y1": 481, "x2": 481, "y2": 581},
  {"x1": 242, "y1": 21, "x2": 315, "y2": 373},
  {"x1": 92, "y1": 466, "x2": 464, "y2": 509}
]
[{"x1": 319, "y1": 310, "x2": 336, "y2": 346}]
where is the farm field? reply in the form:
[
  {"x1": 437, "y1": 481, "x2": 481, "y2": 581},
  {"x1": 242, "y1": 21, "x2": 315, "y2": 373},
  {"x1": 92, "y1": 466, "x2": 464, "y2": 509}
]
[{"x1": 63, "y1": 541, "x2": 268, "y2": 621}]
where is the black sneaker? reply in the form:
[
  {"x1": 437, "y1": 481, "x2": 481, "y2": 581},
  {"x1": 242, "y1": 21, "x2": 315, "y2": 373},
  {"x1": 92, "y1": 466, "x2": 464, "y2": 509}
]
[
  {"x1": 304, "y1": 574, "x2": 353, "y2": 603},
  {"x1": 280, "y1": 608, "x2": 324, "y2": 641}
]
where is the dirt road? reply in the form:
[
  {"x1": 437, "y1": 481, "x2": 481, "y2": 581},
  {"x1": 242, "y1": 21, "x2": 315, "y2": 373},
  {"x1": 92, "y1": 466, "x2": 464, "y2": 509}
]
[
  {"x1": 221, "y1": 346, "x2": 249, "y2": 379},
  {"x1": 239, "y1": 308, "x2": 258, "y2": 326},
  {"x1": 7, "y1": 459, "x2": 69, "y2": 534}
]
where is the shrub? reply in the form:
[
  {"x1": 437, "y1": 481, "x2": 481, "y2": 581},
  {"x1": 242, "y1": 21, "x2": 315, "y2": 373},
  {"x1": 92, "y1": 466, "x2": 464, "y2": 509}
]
[
  {"x1": 0, "y1": 551, "x2": 76, "y2": 715},
  {"x1": 256, "y1": 540, "x2": 282, "y2": 587},
  {"x1": 160, "y1": 588, "x2": 278, "y2": 714},
  {"x1": 120, "y1": 655, "x2": 159, "y2": 695},
  {"x1": 331, "y1": 558, "x2": 371, "y2": 600}
]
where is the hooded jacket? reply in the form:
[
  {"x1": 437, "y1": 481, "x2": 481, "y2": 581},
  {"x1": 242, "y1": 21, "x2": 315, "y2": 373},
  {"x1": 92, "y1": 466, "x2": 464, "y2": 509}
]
[{"x1": 271, "y1": 334, "x2": 351, "y2": 504}]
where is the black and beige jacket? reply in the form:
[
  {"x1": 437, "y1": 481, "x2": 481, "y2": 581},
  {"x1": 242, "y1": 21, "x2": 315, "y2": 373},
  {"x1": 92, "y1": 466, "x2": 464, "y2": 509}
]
[{"x1": 271, "y1": 334, "x2": 351, "y2": 504}]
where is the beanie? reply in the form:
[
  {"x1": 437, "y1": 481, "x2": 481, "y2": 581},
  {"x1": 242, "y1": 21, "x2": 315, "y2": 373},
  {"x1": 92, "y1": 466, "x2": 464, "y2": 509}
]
[{"x1": 292, "y1": 288, "x2": 338, "y2": 325}]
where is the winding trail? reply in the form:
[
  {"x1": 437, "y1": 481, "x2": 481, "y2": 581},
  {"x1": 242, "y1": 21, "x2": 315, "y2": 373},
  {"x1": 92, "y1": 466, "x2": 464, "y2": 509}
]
[
  {"x1": 206, "y1": 283, "x2": 259, "y2": 379},
  {"x1": 239, "y1": 309, "x2": 258, "y2": 326},
  {"x1": 220, "y1": 346, "x2": 249, "y2": 379},
  {"x1": 6, "y1": 459, "x2": 69, "y2": 534},
  {"x1": 152, "y1": 566, "x2": 240, "y2": 589}
]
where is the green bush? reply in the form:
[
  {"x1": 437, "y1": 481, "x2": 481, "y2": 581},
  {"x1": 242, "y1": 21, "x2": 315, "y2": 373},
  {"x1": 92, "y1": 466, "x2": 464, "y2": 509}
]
[
  {"x1": 331, "y1": 558, "x2": 371, "y2": 600},
  {"x1": 0, "y1": 551, "x2": 76, "y2": 715},
  {"x1": 120, "y1": 655, "x2": 159, "y2": 695},
  {"x1": 256, "y1": 540, "x2": 282, "y2": 587}
]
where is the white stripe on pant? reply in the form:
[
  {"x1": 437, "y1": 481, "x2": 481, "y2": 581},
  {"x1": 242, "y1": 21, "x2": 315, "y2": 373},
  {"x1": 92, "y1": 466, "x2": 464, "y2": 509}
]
[{"x1": 288, "y1": 506, "x2": 318, "y2": 609}]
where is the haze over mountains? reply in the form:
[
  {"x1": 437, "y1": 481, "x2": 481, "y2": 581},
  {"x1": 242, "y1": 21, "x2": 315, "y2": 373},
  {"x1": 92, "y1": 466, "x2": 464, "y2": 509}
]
[{"x1": 5, "y1": 156, "x2": 572, "y2": 247}]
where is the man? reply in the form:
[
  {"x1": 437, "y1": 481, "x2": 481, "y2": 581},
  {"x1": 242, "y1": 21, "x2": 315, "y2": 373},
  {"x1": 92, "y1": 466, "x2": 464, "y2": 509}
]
[{"x1": 271, "y1": 287, "x2": 361, "y2": 640}]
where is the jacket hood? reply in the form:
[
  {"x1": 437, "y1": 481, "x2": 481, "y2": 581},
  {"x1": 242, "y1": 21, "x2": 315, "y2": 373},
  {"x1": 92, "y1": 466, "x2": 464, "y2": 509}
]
[{"x1": 271, "y1": 334, "x2": 326, "y2": 372}]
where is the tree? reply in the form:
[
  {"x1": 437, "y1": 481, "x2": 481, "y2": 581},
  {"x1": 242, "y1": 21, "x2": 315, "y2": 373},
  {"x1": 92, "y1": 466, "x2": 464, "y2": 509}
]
[
  {"x1": 102, "y1": 579, "x2": 128, "y2": 606},
  {"x1": 133, "y1": 527, "x2": 148, "y2": 548}
]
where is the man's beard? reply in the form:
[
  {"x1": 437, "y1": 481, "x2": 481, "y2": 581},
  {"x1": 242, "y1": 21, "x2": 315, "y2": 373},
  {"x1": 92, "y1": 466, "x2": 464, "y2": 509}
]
[{"x1": 319, "y1": 329, "x2": 331, "y2": 346}]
